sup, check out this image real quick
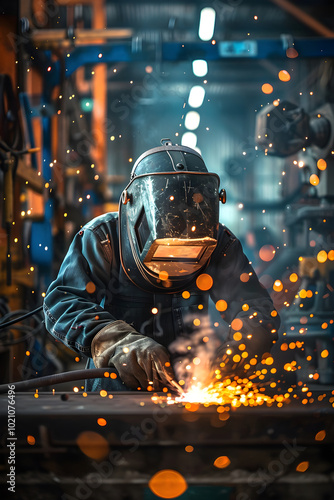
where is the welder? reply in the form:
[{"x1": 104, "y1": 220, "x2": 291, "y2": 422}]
[{"x1": 43, "y1": 140, "x2": 280, "y2": 392}]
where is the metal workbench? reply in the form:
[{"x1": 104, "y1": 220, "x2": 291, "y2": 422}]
[{"x1": 0, "y1": 390, "x2": 334, "y2": 499}]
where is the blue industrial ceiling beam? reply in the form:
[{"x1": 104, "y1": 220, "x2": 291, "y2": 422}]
[{"x1": 63, "y1": 38, "x2": 334, "y2": 77}]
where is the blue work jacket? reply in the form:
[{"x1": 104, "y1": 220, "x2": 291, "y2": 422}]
[{"x1": 43, "y1": 212, "x2": 280, "y2": 391}]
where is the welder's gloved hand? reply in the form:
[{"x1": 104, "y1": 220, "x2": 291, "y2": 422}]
[{"x1": 91, "y1": 320, "x2": 176, "y2": 391}]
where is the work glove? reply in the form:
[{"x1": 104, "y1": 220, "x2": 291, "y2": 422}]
[{"x1": 91, "y1": 320, "x2": 177, "y2": 391}]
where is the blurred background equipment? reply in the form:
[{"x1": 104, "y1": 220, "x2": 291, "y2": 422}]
[{"x1": 255, "y1": 99, "x2": 334, "y2": 384}]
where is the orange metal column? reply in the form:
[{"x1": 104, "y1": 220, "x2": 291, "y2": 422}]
[{"x1": 91, "y1": 0, "x2": 107, "y2": 176}]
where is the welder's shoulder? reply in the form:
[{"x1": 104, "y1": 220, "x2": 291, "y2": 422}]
[
  {"x1": 209, "y1": 225, "x2": 242, "y2": 270},
  {"x1": 80, "y1": 212, "x2": 119, "y2": 240},
  {"x1": 217, "y1": 224, "x2": 238, "y2": 255}
]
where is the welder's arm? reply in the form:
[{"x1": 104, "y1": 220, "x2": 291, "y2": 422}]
[
  {"x1": 210, "y1": 230, "x2": 280, "y2": 379},
  {"x1": 91, "y1": 320, "x2": 177, "y2": 391},
  {"x1": 44, "y1": 227, "x2": 177, "y2": 391},
  {"x1": 43, "y1": 226, "x2": 120, "y2": 357}
]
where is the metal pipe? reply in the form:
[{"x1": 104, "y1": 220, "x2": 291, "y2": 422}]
[
  {"x1": 0, "y1": 368, "x2": 117, "y2": 393},
  {"x1": 270, "y1": 0, "x2": 334, "y2": 38},
  {"x1": 31, "y1": 28, "x2": 133, "y2": 45}
]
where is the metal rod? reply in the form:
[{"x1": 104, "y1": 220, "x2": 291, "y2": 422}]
[
  {"x1": 0, "y1": 368, "x2": 117, "y2": 393},
  {"x1": 270, "y1": 0, "x2": 334, "y2": 38},
  {"x1": 31, "y1": 28, "x2": 133, "y2": 44}
]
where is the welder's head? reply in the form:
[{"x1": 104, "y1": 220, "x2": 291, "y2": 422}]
[{"x1": 119, "y1": 139, "x2": 224, "y2": 293}]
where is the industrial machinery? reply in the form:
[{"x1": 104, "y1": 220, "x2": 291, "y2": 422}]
[{"x1": 255, "y1": 100, "x2": 334, "y2": 384}]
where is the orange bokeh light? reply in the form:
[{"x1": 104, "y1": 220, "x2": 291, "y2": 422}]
[
  {"x1": 315, "y1": 430, "x2": 326, "y2": 441},
  {"x1": 317, "y1": 250, "x2": 327, "y2": 263},
  {"x1": 76, "y1": 431, "x2": 109, "y2": 460},
  {"x1": 259, "y1": 244, "x2": 276, "y2": 262},
  {"x1": 196, "y1": 273, "x2": 213, "y2": 291},
  {"x1": 97, "y1": 418, "x2": 107, "y2": 427},
  {"x1": 273, "y1": 280, "x2": 283, "y2": 292},
  {"x1": 278, "y1": 70, "x2": 291, "y2": 82},
  {"x1": 185, "y1": 403, "x2": 199, "y2": 412},
  {"x1": 214, "y1": 456, "x2": 231, "y2": 469},
  {"x1": 149, "y1": 470, "x2": 187, "y2": 499},
  {"x1": 233, "y1": 331, "x2": 242, "y2": 341},
  {"x1": 159, "y1": 271, "x2": 169, "y2": 281},
  {"x1": 286, "y1": 47, "x2": 298, "y2": 58},
  {"x1": 309, "y1": 174, "x2": 319, "y2": 186},
  {"x1": 296, "y1": 461, "x2": 309, "y2": 472},
  {"x1": 216, "y1": 299, "x2": 228, "y2": 312},
  {"x1": 27, "y1": 435, "x2": 35, "y2": 445},
  {"x1": 317, "y1": 158, "x2": 327, "y2": 170},
  {"x1": 231, "y1": 318, "x2": 243, "y2": 331},
  {"x1": 240, "y1": 273, "x2": 250, "y2": 283},
  {"x1": 262, "y1": 83, "x2": 273, "y2": 94},
  {"x1": 86, "y1": 281, "x2": 96, "y2": 294}
]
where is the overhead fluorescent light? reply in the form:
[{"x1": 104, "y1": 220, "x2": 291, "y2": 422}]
[
  {"x1": 181, "y1": 132, "x2": 197, "y2": 148},
  {"x1": 198, "y1": 7, "x2": 216, "y2": 41},
  {"x1": 188, "y1": 86, "x2": 205, "y2": 108},
  {"x1": 192, "y1": 59, "x2": 208, "y2": 77},
  {"x1": 185, "y1": 111, "x2": 200, "y2": 131}
]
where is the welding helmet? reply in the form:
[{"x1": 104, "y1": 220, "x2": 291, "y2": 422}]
[{"x1": 119, "y1": 139, "x2": 224, "y2": 293}]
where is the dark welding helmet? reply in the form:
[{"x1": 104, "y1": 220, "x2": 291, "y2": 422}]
[{"x1": 119, "y1": 139, "x2": 224, "y2": 293}]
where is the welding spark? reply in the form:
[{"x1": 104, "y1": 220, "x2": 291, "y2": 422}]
[
  {"x1": 153, "y1": 377, "x2": 283, "y2": 409},
  {"x1": 173, "y1": 379, "x2": 277, "y2": 407}
]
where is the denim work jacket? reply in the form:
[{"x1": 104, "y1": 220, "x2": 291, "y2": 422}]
[{"x1": 43, "y1": 212, "x2": 280, "y2": 391}]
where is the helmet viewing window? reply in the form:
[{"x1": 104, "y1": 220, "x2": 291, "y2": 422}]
[
  {"x1": 135, "y1": 208, "x2": 150, "y2": 253},
  {"x1": 152, "y1": 243, "x2": 204, "y2": 261}
]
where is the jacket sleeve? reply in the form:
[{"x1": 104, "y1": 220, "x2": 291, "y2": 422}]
[
  {"x1": 43, "y1": 226, "x2": 118, "y2": 357},
  {"x1": 209, "y1": 227, "x2": 280, "y2": 365}
]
